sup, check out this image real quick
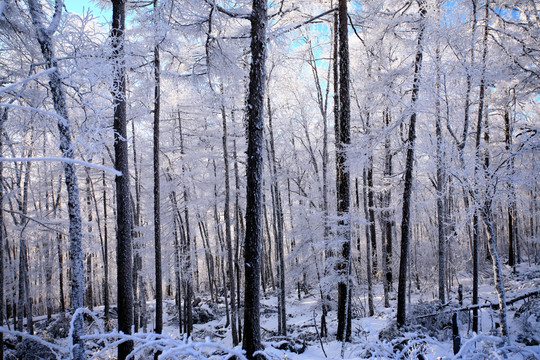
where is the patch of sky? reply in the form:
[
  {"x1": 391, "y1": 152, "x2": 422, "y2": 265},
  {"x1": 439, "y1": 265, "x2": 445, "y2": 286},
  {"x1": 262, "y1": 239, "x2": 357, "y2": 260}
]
[{"x1": 66, "y1": 0, "x2": 111, "y2": 25}]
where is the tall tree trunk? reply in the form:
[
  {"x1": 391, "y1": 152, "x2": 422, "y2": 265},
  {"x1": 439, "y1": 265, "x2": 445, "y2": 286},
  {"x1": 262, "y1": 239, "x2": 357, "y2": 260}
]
[
  {"x1": 243, "y1": 0, "x2": 267, "y2": 357},
  {"x1": 27, "y1": 0, "x2": 85, "y2": 356},
  {"x1": 504, "y1": 107, "x2": 516, "y2": 268},
  {"x1": 221, "y1": 102, "x2": 239, "y2": 345},
  {"x1": 382, "y1": 109, "x2": 393, "y2": 308},
  {"x1": 435, "y1": 48, "x2": 447, "y2": 304},
  {"x1": 266, "y1": 96, "x2": 287, "y2": 336},
  {"x1": 472, "y1": 0, "x2": 491, "y2": 334},
  {"x1": 102, "y1": 164, "x2": 110, "y2": 330},
  {"x1": 85, "y1": 176, "x2": 94, "y2": 310},
  {"x1": 336, "y1": 0, "x2": 352, "y2": 342},
  {"x1": 178, "y1": 112, "x2": 193, "y2": 336},
  {"x1": 0, "y1": 110, "x2": 4, "y2": 360},
  {"x1": 397, "y1": 3, "x2": 426, "y2": 328},
  {"x1": 111, "y1": 0, "x2": 134, "y2": 357},
  {"x1": 232, "y1": 111, "x2": 243, "y2": 342},
  {"x1": 361, "y1": 175, "x2": 375, "y2": 316},
  {"x1": 153, "y1": 0, "x2": 163, "y2": 338}
]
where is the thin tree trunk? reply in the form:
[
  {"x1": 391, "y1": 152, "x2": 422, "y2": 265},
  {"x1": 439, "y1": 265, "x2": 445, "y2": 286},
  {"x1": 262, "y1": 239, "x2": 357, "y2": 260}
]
[
  {"x1": 153, "y1": 0, "x2": 163, "y2": 338},
  {"x1": 504, "y1": 108, "x2": 516, "y2": 268},
  {"x1": 178, "y1": 112, "x2": 193, "y2": 336},
  {"x1": 231, "y1": 110, "x2": 243, "y2": 342},
  {"x1": 111, "y1": 0, "x2": 134, "y2": 356},
  {"x1": 266, "y1": 96, "x2": 286, "y2": 336},
  {"x1": 435, "y1": 48, "x2": 447, "y2": 304},
  {"x1": 361, "y1": 175, "x2": 375, "y2": 316},
  {"x1": 336, "y1": 0, "x2": 352, "y2": 342},
  {"x1": 397, "y1": 3, "x2": 426, "y2": 327},
  {"x1": 102, "y1": 164, "x2": 110, "y2": 330},
  {"x1": 221, "y1": 103, "x2": 239, "y2": 345},
  {"x1": 382, "y1": 109, "x2": 393, "y2": 307},
  {"x1": 0, "y1": 110, "x2": 4, "y2": 360},
  {"x1": 86, "y1": 176, "x2": 94, "y2": 310},
  {"x1": 243, "y1": 0, "x2": 267, "y2": 357}
]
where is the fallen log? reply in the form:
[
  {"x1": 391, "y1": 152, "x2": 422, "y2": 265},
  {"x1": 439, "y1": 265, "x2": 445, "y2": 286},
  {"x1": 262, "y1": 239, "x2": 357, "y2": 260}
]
[{"x1": 415, "y1": 290, "x2": 540, "y2": 320}]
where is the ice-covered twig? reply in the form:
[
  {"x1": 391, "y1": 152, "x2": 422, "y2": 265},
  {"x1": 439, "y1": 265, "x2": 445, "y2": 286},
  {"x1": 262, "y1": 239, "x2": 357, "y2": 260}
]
[{"x1": 0, "y1": 157, "x2": 122, "y2": 176}]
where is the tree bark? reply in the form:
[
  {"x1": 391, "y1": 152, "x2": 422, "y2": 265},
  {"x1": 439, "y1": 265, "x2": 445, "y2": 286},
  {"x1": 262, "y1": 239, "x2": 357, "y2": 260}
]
[
  {"x1": 336, "y1": 0, "x2": 352, "y2": 342},
  {"x1": 397, "y1": 3, "x2": 426, "y2": 328},
  {"x1": 266, "y1": 96, "x2": 286, "y2": 336},
  {"x1": 27, "y1": 0, "x2": 85, "y2": 356},
  {"x1": 221, "y1": 102, "x2": 239, "y2": 345},
  {"x1": 111, "y1": 0, "x2": 134, "y2": 357},
  {"x1": 382, "y1": 109, "x2": 393, "y2": 308},
  {"x1": 242, "y1": 0, "x2": 267, "y2": 357},
  {"x1": 102, "y1": 164, "x2": 110, "y2": 330},
  {"x1": 0, "y1": 110, "x2": 5, "y2": 360},
  {"x1": 435, "y1": 48, "x2": 447, "y2": 304},
  {"x1": 153, "y1": 0, "x2": 163, "y2": 338}
]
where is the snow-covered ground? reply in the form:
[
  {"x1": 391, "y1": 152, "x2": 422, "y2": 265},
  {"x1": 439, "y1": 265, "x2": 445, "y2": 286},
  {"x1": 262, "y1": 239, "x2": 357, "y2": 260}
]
[{"x1": 3, "y1": 263, "x2": 540, "y2": 359}]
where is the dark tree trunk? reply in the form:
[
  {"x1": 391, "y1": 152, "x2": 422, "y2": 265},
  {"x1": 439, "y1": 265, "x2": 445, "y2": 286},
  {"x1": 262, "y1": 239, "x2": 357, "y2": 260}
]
[
  {"x1": 111, "y1": 0, "x2": 134, "y2": 357},
  {"x1": 178, "y1": 112, "x2": 193, "y2": 336},
  {"x1": 102, "y1": 164, "x2": 110, "y2": 330},
  {"x1": 397, "y1": 3, "x2": 426, "y2": 328},
  {"x1": 336, "y1": 0, "x2": 352, "y2": 342},
  {"x1": 382, "y1": 109, "x2": 393, "y2": 308},
  {"x1": 153, "y1": 0, "x2": 163, "y2": 337},
  {"x1": 221, "y1": 103, "x2": 239, "y2": 345},
  {"x1": 266, "y1": 96, "x2": 287, "y2": 336},
  {"x1": 242, "y1": 0, "x2": 267, "y2": 357},
  {"x1": 504, "y1": 108, "x2": 516, "y2": 268},
  {"x1": 361, "y1": 175, "x2": 375, "y2": 317},
  {"x1": 435, "y1": 48, "x2": 447, "y2": 304},
  {"x1": 0, "y1": 110, "x2": 5, "y2": 360}
]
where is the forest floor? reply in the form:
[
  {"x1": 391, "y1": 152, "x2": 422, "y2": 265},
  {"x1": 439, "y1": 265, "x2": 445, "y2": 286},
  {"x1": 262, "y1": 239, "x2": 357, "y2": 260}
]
[{"x1": 3, "y1": 263, "x2": 540, "y2": 359}]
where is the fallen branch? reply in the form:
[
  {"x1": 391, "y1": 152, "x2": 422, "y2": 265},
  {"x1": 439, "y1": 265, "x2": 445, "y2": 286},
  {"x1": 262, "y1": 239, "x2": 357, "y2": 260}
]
[{"x1": 415, "y1": 290, "x2": 540, "y2": 319}]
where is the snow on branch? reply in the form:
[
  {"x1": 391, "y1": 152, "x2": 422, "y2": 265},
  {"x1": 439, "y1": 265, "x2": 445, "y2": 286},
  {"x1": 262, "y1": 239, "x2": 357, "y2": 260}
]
[
  {"x1": 0, "y1": 157, "x2": 122, "y2": 176},
  {"x1": 0, "y1": 327, "x2": 68, "y2": 358},
  {"x1": 47, "y1": 0, "x2": 63, "y2": 36},
  {"x1": 0, "y1": 68, "x2": 56, "y2": 95},
  {"x1": 0, "y1": 103, "x2": 69, "y2": 126},
  {"x1": 2, "y1": 208, "x2": 67, "y2": 235}
]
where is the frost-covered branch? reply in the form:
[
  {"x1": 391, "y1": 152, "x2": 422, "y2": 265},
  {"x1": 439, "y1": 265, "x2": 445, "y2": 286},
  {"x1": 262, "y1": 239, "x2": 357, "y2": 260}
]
[
  {"x1": 0, "y1": 68, "x2": 56, "y2": 95},
  {"x1": 0, "y1": 103, "x2": 68, "y2": 126},
  {"x1": 0, "y1": 327, "x2": 67, "y2": 357},
  {"x1": 1, "y1": 208, "x2": 67, "y2": 235},
  {"x1": 0, "y1": 157, "x2": 122, "y2": 176},
  {"x1": 46, "y1": 0, "x2": 63, "y2": 35}
]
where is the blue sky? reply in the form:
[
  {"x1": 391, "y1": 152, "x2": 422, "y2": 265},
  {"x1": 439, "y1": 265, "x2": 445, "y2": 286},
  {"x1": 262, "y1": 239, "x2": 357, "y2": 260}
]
[{"x1": 65, "y1": 0, "x2": 111, "y2": 23}]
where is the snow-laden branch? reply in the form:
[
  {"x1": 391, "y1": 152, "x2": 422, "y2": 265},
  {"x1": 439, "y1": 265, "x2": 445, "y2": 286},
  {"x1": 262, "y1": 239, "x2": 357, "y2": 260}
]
[
  {"x1": 47, "y1": 0, "x2": 63, "y2": 35},
  {"x1": 2, "y1": 208, "x2": 67, "y2": 235},
  {"x1": 0, "y1": 103, "x2": 68, "y2": 126},
  {"x1": 0, "y1": 327, "x2": 67, "y2": 357},
  {"x1": 0, "y1": 157, "x2": 122, "y2": 176},
  {"x1": 0, "y1": 68, "x2": 56, "y2": 95}
]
